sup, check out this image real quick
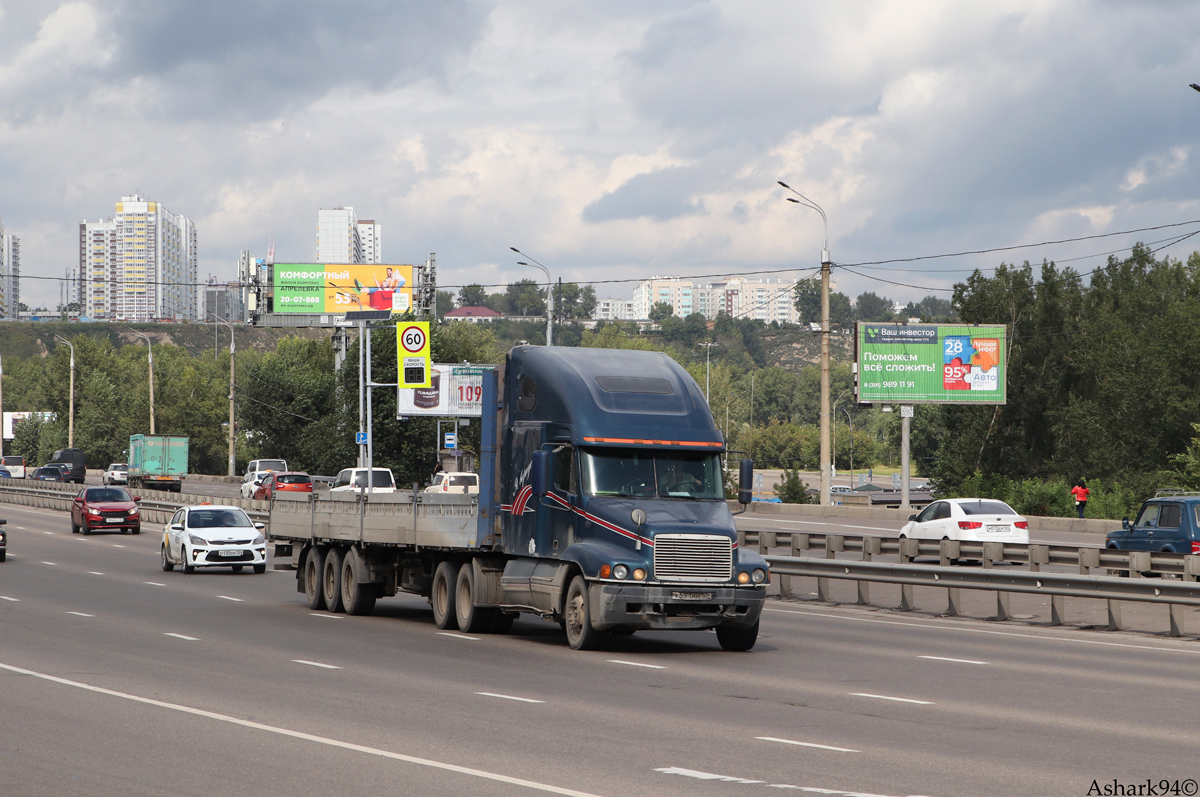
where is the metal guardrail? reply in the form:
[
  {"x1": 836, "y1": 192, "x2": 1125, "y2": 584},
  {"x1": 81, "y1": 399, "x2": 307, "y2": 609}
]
[
  {"x1": 0, "y1": 480, "x2": 269, "y2": 526},
  {"x1": 765, "y1": 554, "x2": 1200, "y2": 637},
  {"x1": 739, "y1": 529, "x2": 1200, "y2": 579}
]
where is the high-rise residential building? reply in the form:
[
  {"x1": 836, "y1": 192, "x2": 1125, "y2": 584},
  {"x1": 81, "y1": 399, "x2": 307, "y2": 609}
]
[
  {"x1": 631, "y1": 275, "x2": 800, "y2": 324},
  {"x1": 0, "y1": 219, "x2": 19, "y2": 319},
  {"x1": 79, "y1": 194, "x2": 197, "y2": 321},
  {"x1": 316, "y1": 207, "x2": 382, "y2": 264},
  {"x1": 357, "y1": 219, "x2": 381, "y2": 263},
  {"x1": 595, "y1": 297, "x2": 636, "y2": 321}
]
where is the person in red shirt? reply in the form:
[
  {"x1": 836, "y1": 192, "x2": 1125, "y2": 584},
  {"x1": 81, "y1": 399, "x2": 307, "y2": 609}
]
[{"x1": 1070, "y1": 481, "x2": 1090, "y2": 518}]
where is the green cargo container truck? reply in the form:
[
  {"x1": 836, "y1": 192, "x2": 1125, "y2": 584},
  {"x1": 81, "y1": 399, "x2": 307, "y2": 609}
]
[{"x1": 128, "y1": 434, "x2": 189, "y2": 493}]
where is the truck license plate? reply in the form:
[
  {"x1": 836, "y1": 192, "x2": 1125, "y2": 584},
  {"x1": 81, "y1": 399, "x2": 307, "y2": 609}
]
[
  {"x1": 218, "y1": 550, "x2": 242, "y2": 557},
  {"x1": 672, "y1": 592, "x2": 713, "y2": 600},
  {"x1": 986, "y1": 525, "x2": 1007, "y2": 534}
]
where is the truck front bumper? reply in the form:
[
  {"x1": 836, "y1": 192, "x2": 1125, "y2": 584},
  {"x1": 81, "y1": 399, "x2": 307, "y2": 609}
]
[{"x1": 590, "y1": 583, "x2": 765, "y2": 631}]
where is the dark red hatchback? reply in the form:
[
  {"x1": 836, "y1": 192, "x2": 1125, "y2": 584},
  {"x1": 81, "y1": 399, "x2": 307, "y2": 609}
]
[{"x1": 71, "y1": 486, "x2": 142, "y2": 535}]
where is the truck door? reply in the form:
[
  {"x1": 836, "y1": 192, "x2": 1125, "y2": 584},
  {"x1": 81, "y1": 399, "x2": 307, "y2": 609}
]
[{"x1": 548, "y1": 445, "x2": 577, "y2": 555}]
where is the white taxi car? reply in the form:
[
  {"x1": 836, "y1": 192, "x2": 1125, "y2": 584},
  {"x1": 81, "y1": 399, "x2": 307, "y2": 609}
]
[
  {"x1": 160, "y1": 505, "x2": 267, "y2": 574},
  {"x1": 899, "y1": 498, "x2": 1029, "y2": 544}
]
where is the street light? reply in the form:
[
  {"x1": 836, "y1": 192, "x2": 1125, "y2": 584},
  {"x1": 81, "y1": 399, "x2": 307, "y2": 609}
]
[
  {"x1": 208, "y1": 312, "x2": 236, "y2": 477},
  {"x1": 1191, "y1": 83, "x2": 1200, "y2": 92},
  {"x1": 125, "y1": 329, "x2": 155, "y2": 434},
  {"x1": 700, "y1": 342, "x2": 718, "y2": 402},
  {"x1": 53, "y1": 335, "x2": 75, "y2": 448},
  {"x1": 510, "y1": 247, "x2": 553, "y2": 346},
  {"x1": 778, "y1": 180, "x2": 833, "y2": 507}
]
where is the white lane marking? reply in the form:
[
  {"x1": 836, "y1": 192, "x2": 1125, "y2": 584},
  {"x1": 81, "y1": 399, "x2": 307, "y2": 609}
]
[
  {"x1": 475, "y1": 692, "x2": 544, "y2": 704},
  {"x1": 0, "y1": 596, "x2": 19, "y2": 602},
  {"x1": 754, "y1": 736, "x2": 861, "y2": 753},
  {"x1": 13, "y1": 526, "x2": 24, "y2": 529},
  {"x1": 851, "y1": 693, "x2": 933, "y2": 705},
  {"x1": 144, "y1": 582, "x2": 166, "y2": 587},
  {"x1": 608, "y1": 660, "x2": 668, "y2": 670},
  {"x1": 42, "y1": 561, "x2": 57, "y2": 565},
  {"x1": 656, "y1": 766, "x2": 916, "y2": 796},
  {"x1": 0, "y1": 662, "x2": 601, "y2": 797},
  {"x1": 919, "y1": 655, "x2": 988, "y2": 665},
  {"x1": 43, "y1": 531, "x2": 53, "y2": 535},
  {"x1": 217, "y1": 596, "x2": 244, "y2": 602},
  {"x1": 766, "y1": 606, "x2": 1200, "y2": 655},
  {"x1": 309, "y1": 613, "x2": 343, "y2": 620},
  {"x1": 164, "y1": 633, "x2": 198, "y2": 641},
  {"x1": 111, "y1": 544, "x2": 125, "y2": 548},
  {"x1": 292, "y1": 660, "x2": 341, "y2": 669},
  {"x1": 437, "y1": 632, "x2": 480, "y2": 640},
  {"x1": 88, "y1": 572, "x2": 105, "y2": 576},
  {"x1": 66, "y1": 612, "x2": 95, "y2": 617}
]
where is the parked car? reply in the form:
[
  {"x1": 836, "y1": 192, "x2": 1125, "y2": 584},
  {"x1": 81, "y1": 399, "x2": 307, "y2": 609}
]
[
  {"x1": 330, "y1": 467, "x2": 396, "y2": 493},
  {"x1": 160, "y1": 505, "x2": 267, "y2": 574},
  {"x1": 0, "y1": 518, "x2": 7, "y2": 561},
  {"x1": 31, "y1": 465, "x2": 69, "y2": 482},
  {"x1": 102, "y1": 463, "x2": 129, "y2": 485},
  {"x1": 1106, "y1": 492, "x2": 1200, "y2": 553},
  {"x1": 899, "y1": 498, "x2": 1029, "y2": 544},
  {"x1": 424, "y1": 471, "x2": 479, "y2": 494},
  {"x1": 2, "y1": 456, "x2": 26, "y2": 478},
  {"x1": 51, "y1": 448, "x2": 87, "y2": 484},
  {"x1": 253, "y1": 471, "x2": 313, "y2": 500},
  {"x1": 71, "y1": 486, "x2": 141, "y2": 535},
  {"x1": 240, "y1": 471, "x2": 271, "y2": 499}
]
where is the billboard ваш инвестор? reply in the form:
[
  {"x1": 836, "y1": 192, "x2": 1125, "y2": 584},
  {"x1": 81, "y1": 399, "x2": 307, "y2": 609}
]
[
  {"x1": 272, "y1": 264, "x2": 413, "y2": 314},
  {"x1": 856, "y1": 323, "x2": 1007, "y2": 405}
]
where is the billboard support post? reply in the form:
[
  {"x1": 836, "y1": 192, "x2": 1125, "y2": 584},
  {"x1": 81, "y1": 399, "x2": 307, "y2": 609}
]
[
  {"x1": 820, "y1": 254, "x2": 831, "y2": 506},
  {"x1": 900, "y1": 405, "x2": 913, "y2": 511}
]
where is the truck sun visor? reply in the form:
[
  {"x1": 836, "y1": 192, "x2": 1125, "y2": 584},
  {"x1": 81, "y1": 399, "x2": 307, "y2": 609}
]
[{"x1": 594, "y1": 376, "x2": 674, "y2": 394}]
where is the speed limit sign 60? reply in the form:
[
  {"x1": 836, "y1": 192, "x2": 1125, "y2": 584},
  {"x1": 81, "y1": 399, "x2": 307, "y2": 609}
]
[{"x1": 397, "y1": 321, "x2": 431, "y2": 388}]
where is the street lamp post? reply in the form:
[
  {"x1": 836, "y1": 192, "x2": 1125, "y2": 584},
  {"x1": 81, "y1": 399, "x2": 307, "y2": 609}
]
[
  {"x1": 53, "y1": 336, "x2": 76, "y2": 448},
  {"x1": 779, "y1": 180, "x2": 832, "y2": 506},
  {"x1": 126, "y1": 329, "x2": 155, "y2": 434},
  {"x1": 840, "y1": 405, "x2": 854, "y2": 488},
  {"x1": 209, "y1": 312, "x2": 236, "y2": 477},
  {"x1": 700, "y1": 342, "x2": 718, "y2": 402},
  {"x1": 510, "y1": 247, "x2": 553, "y2": 346}
]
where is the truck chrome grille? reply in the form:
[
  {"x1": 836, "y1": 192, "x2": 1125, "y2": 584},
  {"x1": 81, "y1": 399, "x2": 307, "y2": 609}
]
[{"x1": 652, "y1": 534, "x2": 733, "y2": 582}]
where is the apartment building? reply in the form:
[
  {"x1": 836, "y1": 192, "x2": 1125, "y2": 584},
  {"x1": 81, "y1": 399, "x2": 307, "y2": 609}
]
[
  {"x1": 0, "y1": 219, "x2": 18, "y2": 319},
  {"x1": 631, "y1": 275, "x2": 799, "y2": 324},
  {"x1": 316, "y1": 207, "x2": 383, "y2": 264},
  {"x1": 79, "y1": 194, "x2": 198, "y2": 321}
]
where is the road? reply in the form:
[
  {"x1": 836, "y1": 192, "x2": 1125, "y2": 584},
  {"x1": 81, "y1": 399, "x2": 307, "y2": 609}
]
[{"x1": 1, "y1": 501, "x2": 1196, "y2": 796}]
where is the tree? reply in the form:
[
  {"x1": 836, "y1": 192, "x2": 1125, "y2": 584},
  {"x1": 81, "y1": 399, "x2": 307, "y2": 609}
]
[
  {"x1": 436, "y1": 290, "x2": 455, "y2": 317},
  {"x1": 458, "y1": 284, "x2": 488, "y2": 308},
  {"x1": 505, "y1": 279, "x2": 546, "y2": 317},
  {"x1": 853, "y1": 292, "x2": 894, "y2": 322},
  {"x1": 649, "y1": 302, "x2": 674, "y2": 322},
  {"x1": 555, "y1": 283, "x2": 597, "y2": 320},
  {"x1": 794, "y1": 278, "x2": 852, "y2": 329}
]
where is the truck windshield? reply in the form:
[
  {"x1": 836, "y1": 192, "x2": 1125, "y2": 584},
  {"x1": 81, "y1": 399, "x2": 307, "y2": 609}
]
[{"x1": 580, "y1": 449, "x2": 723, "y2": 499}]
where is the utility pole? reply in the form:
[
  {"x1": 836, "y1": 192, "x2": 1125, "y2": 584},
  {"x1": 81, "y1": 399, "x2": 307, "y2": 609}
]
[
  {"x1": 54, "y1": 336, "x2": 76, "y2": 448},
  {"x1": 700, "y1": 342, "x2": 717, "y2": 402}
]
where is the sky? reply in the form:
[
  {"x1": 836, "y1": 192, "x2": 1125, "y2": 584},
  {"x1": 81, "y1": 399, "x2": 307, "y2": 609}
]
[{"x1": 3, "y1": 0, "x2": 1200, "y2": 311}]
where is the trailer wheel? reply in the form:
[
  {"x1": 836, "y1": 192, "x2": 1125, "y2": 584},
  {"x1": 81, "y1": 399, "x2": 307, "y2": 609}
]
[
  {"x1": 323, "y1": 547, "x2": 346, "y2": 613},
  {"x1": 454, "y1": 564, "x2": 496, "y2": 634},
  {"x1": 716, "y1": 620, "x2": 759, "y2": 652},
  {"x1": 564, "y1": 575, "x2": 601, "y2": 651},
  {"x1": 304, "y1": 546, "x2": 326, "y2": 610},
  {"x1": 341, "y1": 549, "x2": 377, "y2": 616},
  {"x1": 431, "y1": 560, "x2": 459, "y2": 630}
]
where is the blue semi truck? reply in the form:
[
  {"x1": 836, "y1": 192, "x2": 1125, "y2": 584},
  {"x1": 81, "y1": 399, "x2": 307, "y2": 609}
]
[{"x1": 268, "y1": 345, "x2": 768, "y2": 650}]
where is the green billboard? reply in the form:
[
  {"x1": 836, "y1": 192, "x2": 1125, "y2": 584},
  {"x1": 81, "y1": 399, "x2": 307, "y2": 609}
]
[{"x1": 856, "y1": 323, "x2": 1007, "y2": 405}]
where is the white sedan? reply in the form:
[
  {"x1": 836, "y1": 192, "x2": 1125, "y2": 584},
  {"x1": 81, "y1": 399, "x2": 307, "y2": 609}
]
[
  {"x1": 899, "y1": 498, "x2": 1029, "y2": 544},
  {"x1": 160, "y1": 505, "x2": 268, "y2": 574},
  {"x1": 240, "y1": 472, "x2": 269, "y2": 499}
]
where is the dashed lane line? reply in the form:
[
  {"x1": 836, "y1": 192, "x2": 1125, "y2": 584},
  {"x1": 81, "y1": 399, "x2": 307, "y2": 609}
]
[
  {"x1": 164, "y1": 633, "x2": 199, "y2": 641},
  {"x1": 0, "y1": 661, "x2": 602, "y2": 797},
  {"x1": 919, "y1": 655, "x2": 988, "y2": 665},
  {"x1": 309, "y1": 613, "x2": 343, "y2": 620},
  {"x1": 88, "y1": 572, "x2": 105, "y2": 576},
  {"x1": 754, "y1": 736, "x2": 860, "y2": 753},
  {"x1": 292, "y1": 660, "x2": 341, "y2": 669},
  {"x1": 475, "y1": 692, "x2": 544, "y2": 704},
  {"x1": 0, "y1": 597, "x2": 19, "y2": 602},
  {"x1": 217, "y1": 596, "x2": 244, "y2": 602},
  {"x1": 608, "y1": 660, "x2": 668, "y2": 670},
  {"x1": 66, "y1": 612, "x2": 95, "y2": 618},
  {"x1": 850, "y1": 693, "x2": 933, "y2": 705},
  {"x1": 144, "y1": 582, "x2": 166, "y2": 587},
  {"x1": 437, "y1": 632, "x2": 480, "y2": 640}
]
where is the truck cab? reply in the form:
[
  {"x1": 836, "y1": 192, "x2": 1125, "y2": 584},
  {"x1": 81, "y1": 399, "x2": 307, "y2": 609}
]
[{"x1": 485, "y1": 346, "x2": 767, "y2": 650}]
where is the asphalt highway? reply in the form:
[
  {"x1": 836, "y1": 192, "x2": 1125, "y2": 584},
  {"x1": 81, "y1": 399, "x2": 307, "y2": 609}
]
[{"x1": 3, "y1": 501, "x2": 1192, "y2": 797}]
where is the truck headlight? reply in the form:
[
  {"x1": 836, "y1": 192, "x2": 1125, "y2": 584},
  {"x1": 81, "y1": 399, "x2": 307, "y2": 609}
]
[
  {"x1": 737, "y1": 571, "x2": 750, "y2": 584},
  {"x1": 632, "y1": 568, "x2": 646, "y2": 581},
  {"x1": 752, "y1": 568, "x2": 767, "y2": 584},
  {"x1": 613, "y1": 564, "x2": 629, "y2": 580}
]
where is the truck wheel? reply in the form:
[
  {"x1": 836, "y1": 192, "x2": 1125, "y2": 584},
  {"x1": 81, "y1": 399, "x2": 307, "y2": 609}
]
[
  {"x1": 161, "y1": 545, "x2": 174, "y2": 572},
  {"x1": 564, "y1": 575, "x2": 601, "y2": 651},
  {"x1": 341, "y1": 550, "x2": 377, "y2": 616},
  {"x1": 489, "y1": 611, "x2": 515, "y2": 634},
  {"x1": 323, "y1": 547, "x2": 346, "y2": 613},
  {"x1": 716, "y1": 620, "x2": 759, "y2": 652},
  {"x1": 431, "y1": 560, "x2": 459, "y2": 630},
  {"x1": 454, "y1": 564, "x2": 496, "y2": 634},
  {"x1": 304, "y1": 546, "x2": 326, "y2": 610}
]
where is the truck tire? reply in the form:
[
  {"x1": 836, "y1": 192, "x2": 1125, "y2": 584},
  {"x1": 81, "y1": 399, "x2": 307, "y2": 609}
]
[
  {"x1": 564, "y1": 575, "x2": 601, "y2": 651},
  {"x1": 431, "y1": 560, "x2": 459, "y2": 630},
  {"x1": 489, "y1": 611, "x2": 515, "y2": 634},
  {"x1": 454, "y1": 564, "x2": 496, "y2": 634},
  {"x1": 716, "y1": 620, "x2": 759, "y2": 652},
  {"x1": 323, "y1": 547, "x2": 346, "y2": 613},
  {"x1": 341, "y1": 549, "x2": 377, "y2": 616},
  {"x1": 304, "y1": 546, "x2": 326, "y2": 610}
]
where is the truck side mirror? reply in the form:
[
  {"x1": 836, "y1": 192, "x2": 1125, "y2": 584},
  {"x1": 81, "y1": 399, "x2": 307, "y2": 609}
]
[
  {"x1": 531, "y1": 450, "x2": 550, "y2": 497},
  {"x1": 738, "y1": 458, "x2": 753, "y2": 505}
]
